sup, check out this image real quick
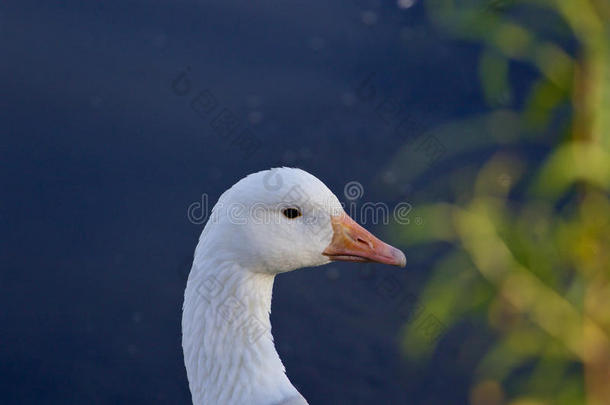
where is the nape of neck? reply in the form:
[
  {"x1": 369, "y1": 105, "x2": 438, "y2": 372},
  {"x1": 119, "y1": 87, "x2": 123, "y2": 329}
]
[{"x1": 182, "y1": 258, "x2": 302, "y2": 405}]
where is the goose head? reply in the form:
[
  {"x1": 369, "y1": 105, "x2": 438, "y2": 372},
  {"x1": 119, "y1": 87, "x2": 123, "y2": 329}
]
[
  {"x1": 184, "y1": 167, "x2": 406, "y2": 405},
  {"x1": 202, "y1": 167, "x2": 406, "y2": 274}
]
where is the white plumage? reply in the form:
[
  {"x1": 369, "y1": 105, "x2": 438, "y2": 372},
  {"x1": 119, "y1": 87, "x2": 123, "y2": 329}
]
[{"x1": 182, "y1": 168, "x2": 405, "y2": 405}]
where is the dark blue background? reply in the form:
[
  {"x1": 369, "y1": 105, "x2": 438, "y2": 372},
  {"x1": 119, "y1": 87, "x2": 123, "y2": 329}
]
[{"x1": 1, "y1": 1, "x2": 526, "y2": 403}]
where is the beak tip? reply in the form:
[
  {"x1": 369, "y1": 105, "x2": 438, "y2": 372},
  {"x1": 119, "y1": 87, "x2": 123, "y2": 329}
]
[
  {"x1": 388, "y1": 246, "x2": 406, "y2": 267},
  {"x1": 397, "y1": 251, "x2": 407, "y2": 268}
]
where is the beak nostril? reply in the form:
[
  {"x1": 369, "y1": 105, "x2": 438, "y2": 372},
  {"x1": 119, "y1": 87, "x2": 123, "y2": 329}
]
[{"x1": 356, "y1": 237, "x2": 373, "y2": 249}]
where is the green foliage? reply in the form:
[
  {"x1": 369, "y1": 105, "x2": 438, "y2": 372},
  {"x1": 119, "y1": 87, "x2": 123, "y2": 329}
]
[{"x1": 394, "y1": 0, "x2": 610, "y2": 403}]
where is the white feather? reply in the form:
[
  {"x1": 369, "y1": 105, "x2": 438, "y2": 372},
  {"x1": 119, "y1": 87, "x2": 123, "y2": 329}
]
[{"x1": 182, "y1": 168, "x2": 344, "y2": 405}]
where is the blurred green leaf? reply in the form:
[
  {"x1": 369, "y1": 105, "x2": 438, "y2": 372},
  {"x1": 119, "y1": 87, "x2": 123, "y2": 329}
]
[{"x1": 395, "y1": 0, "x2": 610, "y2": 402}]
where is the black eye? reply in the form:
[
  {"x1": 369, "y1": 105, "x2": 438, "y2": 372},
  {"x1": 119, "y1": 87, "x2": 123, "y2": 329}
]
[{"x1": 282, "y1": 207, "x2": 302, "y2": 219}]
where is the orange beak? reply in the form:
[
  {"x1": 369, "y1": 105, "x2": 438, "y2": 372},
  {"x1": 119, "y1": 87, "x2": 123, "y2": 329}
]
[{"x1": 322, "y1": 213, "x2": 406, "y2": 267}]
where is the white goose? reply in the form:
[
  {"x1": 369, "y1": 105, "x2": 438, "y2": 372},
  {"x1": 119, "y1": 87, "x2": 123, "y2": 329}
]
[{"x1": 182, "y1": 168, "x2": 406, "y2": 405}]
